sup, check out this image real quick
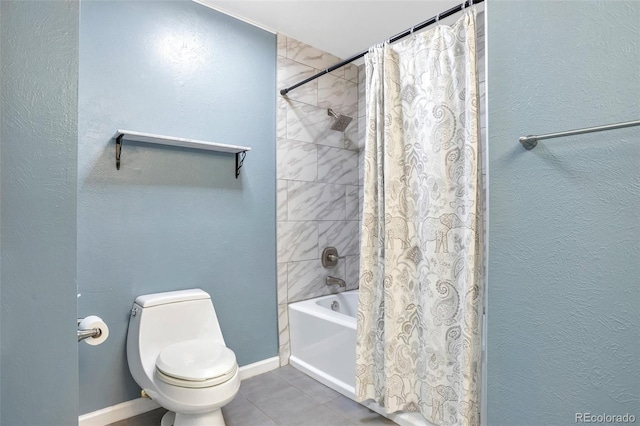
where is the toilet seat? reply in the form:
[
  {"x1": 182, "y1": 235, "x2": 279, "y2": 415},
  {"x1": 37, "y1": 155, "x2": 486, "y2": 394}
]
[{"x1": 155, "y1": 339, "x2": 238, "y2": 389}]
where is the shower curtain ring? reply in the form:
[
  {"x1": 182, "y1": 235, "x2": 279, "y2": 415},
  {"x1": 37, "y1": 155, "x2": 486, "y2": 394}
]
[{"x1": 436, "y1": 13, "x2": 440, "y2": 26}]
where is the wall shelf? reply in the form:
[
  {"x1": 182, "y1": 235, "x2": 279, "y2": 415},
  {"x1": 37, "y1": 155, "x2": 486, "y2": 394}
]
[{"x1": 114, "y1": 130, "x2": 251, "y2": 178}]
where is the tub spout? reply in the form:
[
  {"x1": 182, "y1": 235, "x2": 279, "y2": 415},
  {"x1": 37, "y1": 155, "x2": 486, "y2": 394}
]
[{"x1": 326, "y1": 276, "x2": 346, "y2": 288}]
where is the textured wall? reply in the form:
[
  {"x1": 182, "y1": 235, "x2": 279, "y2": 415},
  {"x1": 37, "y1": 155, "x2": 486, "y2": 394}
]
[
  {"x1": 0, "y1": 5, "x2": 3, "y2": 416},
  {"x1": 0, "y1": 1, "x2": 79, "y2": 425},
  {"x1": 78, "y1": 1, "x2": 277, "y2": 413},
  {"x1": 276, "y1": 35, "x2": 361, "y2": 365},
  {"x1": 487, "y1": 2, "x2": 640, "y2": 424}
]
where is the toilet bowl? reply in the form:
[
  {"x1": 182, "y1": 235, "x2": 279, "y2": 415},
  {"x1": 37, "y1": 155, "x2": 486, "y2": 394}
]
[{"x1": 127, "y1": 289, "x2": 240, "y2": 426}]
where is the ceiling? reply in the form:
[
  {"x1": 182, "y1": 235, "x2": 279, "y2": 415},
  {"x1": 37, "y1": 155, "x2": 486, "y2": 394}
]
[{"x1": 197, "y1": 1, "x2": 465, "y2": 59}]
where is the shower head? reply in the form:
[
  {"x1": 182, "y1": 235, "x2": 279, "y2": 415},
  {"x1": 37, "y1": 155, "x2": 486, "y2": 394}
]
[{"x1": 328, "y1": 108, "x2": 353, "y2": 132}]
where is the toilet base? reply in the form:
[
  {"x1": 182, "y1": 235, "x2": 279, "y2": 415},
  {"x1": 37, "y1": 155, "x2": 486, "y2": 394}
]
[{"x1": 161, "y1": 409, "x2": 225, "y2": 426}]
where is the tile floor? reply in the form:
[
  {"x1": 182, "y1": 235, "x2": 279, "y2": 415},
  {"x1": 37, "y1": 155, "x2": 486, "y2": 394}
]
[{"x1": 109, "y1": 365, "x2": 396, "y2": 426}]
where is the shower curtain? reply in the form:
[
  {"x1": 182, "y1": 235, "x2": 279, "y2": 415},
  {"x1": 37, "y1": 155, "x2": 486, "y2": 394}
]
[{"x1": 356, "y1": 11, "x2": 482, "y2": 426}]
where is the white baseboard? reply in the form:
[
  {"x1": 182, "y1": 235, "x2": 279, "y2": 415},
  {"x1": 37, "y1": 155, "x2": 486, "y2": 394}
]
[
  {"x1": 238, "y1": 356, "x2": 279, "y2": 381},
  {"x1": 78, "y1": 356, "x2": 279, "y2": 426},
  {"x1": 79, "y1": 397, "x2": 160, "y2": 426}
]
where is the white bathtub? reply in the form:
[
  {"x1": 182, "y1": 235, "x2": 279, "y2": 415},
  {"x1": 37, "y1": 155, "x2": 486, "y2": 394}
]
[
  {"x1": 289, "y1": 291, "x2": 358, "y2": 397},
  {"x1": 288, "y1": 291, "x2": 430, "y2": 426}
]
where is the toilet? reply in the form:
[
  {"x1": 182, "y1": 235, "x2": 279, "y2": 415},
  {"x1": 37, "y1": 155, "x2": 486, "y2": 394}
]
[{"x1": 127, "y1": 289, "x2": 240, "y2": 426}]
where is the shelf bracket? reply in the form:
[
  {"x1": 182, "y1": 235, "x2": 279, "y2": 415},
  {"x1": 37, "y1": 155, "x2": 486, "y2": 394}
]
[
  {"x1": 116, "y1": 135, "x2": 123, "y2": 170},
  {"x1": 235, "y1": 151, "x2": 247, "y2": 179}
]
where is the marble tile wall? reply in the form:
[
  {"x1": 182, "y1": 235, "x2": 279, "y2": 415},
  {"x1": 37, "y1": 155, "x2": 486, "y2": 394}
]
[
  {"x1": 277, "y1": 34, "x2": 361, "y2": 366},
  {"x1": 277, "y1": 12, "x2": 487, "y2": 366}
]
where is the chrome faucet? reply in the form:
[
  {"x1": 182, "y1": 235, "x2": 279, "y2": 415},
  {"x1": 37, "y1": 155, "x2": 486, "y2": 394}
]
[{"x1": 326, "y1": 276, "x2": 346, "y2": 288}]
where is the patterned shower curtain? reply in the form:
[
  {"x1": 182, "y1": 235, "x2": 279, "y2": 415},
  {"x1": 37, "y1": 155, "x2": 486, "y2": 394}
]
[{"x1": 356, "y1": 11, "x2": 482, "y2": 426}]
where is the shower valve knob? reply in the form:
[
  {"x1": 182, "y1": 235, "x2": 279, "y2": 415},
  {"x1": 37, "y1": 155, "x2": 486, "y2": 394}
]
[{"x1": 322, "y1": 247, "x2": 342, "y2": 268}]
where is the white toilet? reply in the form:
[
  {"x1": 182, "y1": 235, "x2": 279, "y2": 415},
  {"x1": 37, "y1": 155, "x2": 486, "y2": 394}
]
[{"x1": 127, "y1": 289, "x2": 240, "y2": 426}]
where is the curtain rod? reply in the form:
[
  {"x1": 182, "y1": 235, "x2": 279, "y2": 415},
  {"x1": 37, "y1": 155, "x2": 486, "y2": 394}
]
[{"x1": 279, "y1": 0, "x2": 484, "y2": 96}]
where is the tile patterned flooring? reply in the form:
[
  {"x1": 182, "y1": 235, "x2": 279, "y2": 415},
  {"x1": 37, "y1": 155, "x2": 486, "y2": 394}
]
[{"x1": 109, "y1": 365, "x2": 395, "y2": 426}]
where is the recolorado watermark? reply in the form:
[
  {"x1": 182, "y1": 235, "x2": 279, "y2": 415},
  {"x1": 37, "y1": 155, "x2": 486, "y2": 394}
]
[{"x1": 576, "y1": 413, "x2": 636, "y2": 423}]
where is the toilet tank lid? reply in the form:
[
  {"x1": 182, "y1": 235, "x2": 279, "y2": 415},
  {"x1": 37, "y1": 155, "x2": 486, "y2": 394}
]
[{"x1": 135, "y1": 289, "x2": 211, "y2": 308}]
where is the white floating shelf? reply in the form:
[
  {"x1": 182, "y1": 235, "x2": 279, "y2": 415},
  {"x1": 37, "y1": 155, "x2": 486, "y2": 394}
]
[{"x1": 113, "y1": 130, "x2": 251, "y2": 178}]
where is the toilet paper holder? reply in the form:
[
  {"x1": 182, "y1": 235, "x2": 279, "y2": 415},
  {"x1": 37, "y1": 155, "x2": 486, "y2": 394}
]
[{"x1": 77, "y1": 318, "x2": 103, "y2": 342}]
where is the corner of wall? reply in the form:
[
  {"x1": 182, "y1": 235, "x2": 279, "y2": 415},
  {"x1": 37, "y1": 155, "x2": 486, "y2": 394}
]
[{"x1": 1, "y1": 1, "x2": 79, "y2": 424}]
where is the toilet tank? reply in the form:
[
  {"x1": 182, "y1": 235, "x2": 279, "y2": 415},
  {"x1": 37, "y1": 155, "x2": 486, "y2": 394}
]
[{"x1": 127, "y1": 289, "x2": 226, "y2": 380}]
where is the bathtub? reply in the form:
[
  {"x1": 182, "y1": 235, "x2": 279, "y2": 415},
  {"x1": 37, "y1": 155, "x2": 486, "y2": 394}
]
[
  {"x1": 289, "y1": 291, "x2": 358, "y2": 398},
  {"x1": 288, "y1": 291, "x2": 430, "y2": 426}
]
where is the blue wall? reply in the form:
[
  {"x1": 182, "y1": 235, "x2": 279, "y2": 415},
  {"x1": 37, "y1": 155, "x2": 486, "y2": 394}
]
[
  {"x1": 0, "y1": 4, "x2": 3, "y2": 417},
  {"x1": 1, "y1": 1, "x2": 79, "y2": 424},
  {"x1": 487, "y1": 1, "x2": 640, "y2": 424},
  {"x1": 78, "y1": 1, "x2": 277, "y2": 413}
]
